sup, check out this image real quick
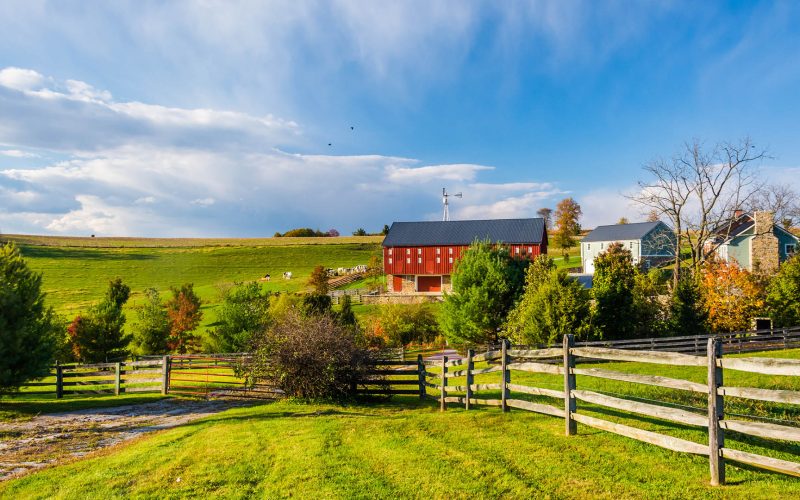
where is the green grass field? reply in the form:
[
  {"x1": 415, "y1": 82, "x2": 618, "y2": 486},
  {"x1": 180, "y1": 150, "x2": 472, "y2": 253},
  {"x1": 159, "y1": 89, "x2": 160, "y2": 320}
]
[{"x1": 2, "y1": 397, "x2": 799, "y2": 498}]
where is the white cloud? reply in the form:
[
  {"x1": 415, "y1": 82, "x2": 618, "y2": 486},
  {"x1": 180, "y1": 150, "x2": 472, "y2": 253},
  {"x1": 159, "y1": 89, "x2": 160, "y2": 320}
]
[
  {"x1": 387, "y1": 164, "x2": 492, "y2": 183},
  {"x1": 190, "y1": 197, "x2": 215, "y2": 207},
  {"x1": 0, "y1": 67, "x2": 45, "y2": 91},
  {"x1": 0, "y1": 149, "x2": 38, "y2": 158},
  {"x1": 578, "y1": 188, "x2": 651, "y2": 229}
]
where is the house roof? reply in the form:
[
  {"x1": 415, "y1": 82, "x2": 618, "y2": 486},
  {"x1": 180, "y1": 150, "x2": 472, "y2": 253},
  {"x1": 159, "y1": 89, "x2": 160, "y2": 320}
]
[
  {"x1": 581, "y1": 221, "x2": 666, "y2": 243},
  {"x1": 382, "y1": 218, "x2": 546, "y2": 247}
]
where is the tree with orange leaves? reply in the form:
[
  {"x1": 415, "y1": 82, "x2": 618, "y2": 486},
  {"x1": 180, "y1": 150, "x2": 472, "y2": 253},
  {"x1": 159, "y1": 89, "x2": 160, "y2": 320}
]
[
  {"x1": 165, "y1": 283, "x2": 203, "y2": 353},
  {"x1": 701, "y1": 260, "x2": 766, "y2": 332}
]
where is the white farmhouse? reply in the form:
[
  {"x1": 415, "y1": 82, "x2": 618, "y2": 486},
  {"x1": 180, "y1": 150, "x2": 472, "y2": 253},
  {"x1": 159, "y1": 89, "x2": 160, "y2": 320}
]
[{"x1": 580, "y1": 221, "x2": 676, "y2": 274}]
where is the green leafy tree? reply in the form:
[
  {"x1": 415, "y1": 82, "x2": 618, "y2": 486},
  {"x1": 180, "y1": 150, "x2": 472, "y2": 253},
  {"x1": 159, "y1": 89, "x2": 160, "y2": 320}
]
[
  {"x1": 440, "y1": 240, "x2": 528, "y2": 343},
  {"x1": 0, "y1": 243, "x2": 59, "y2": 391},
  {"x1": 132, "y1": 288, "x2": 171, "y2": 355},
  {"x1": 593, "y1": 243, "x2": 636, "y2": 339},
  {"x1": 210, "y1": 282, "x2": 271, "y2": 352},
  {"x1": 667, "y1": 272, "x2": 709, "y2": 336},
  {"x1": 381, "y1": 224, "x2": 390, "y2": 235},
  {"x1": 505, "y1": 258, "x2": 593, "y2": 345},
  {"x1": 166, "y1": 284, "x2": 203, "y2": 353},
  {"x1": 353, "y1": 228, "x2": 367, "y2": 236},
  {"x1": 632, "y1": 269, "x2": 667, "y2": 338},
  {"x1": 68, "y1": 278, "x2": 132, "y2": 362},
  {"x1": 307, "y1": 265, "x2": 330, "y2": 295},
  {"x1": 554, "y1": 197, "x2": 582, "y2": 257},
  {"x1": 767, "y1": 255, "x2": 800, "y2": 327},
  {"x1": 303, "y1": 293, "x2": 333, "y2": 316}
]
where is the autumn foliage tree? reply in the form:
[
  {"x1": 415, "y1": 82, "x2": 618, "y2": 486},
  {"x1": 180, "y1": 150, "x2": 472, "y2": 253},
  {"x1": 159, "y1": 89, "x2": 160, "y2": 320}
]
[
  {"x1": 554, "y1": 197, "x2": 582, "y2": 258},
  {"x1": 166, "y1": 284, "x2": 203, "y2": 353},
  {"x1": 307, "y1": 265, "x2": 330, "y2": 295},
  {"x1": 702, "y1": 260, "x2": 766, "y2": 332}
]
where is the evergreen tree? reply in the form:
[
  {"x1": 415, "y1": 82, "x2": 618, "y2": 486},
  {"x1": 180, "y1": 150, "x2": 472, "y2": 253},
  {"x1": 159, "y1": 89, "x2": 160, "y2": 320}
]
[
  {"x1": 632, "y1": 270, "x2": 668, "y2": 338},
  {"x1": 505, "y1": 258, "x2": 593, "y2": 346},
  {"x1": 667, "y1": 272, "x2": 709, "y2": 336},
  {"x1": 593, "y1": 243, "x2": 636, "y2": 339},
  {"x1": 68, "y1": 278, "x2": 132, "y2": 362},
  {"x1": 132, "y1": 288, "x2": 171, "y2": 355},
  {"x1": 0, "y1": 243, "x2": 59, "y2": 391},
  {"x1": 336, "y1": 295, "x2": 357, "y2": 327},
  {"x1": 440, "y1": 240, "x2": 528, "y2": 343}
]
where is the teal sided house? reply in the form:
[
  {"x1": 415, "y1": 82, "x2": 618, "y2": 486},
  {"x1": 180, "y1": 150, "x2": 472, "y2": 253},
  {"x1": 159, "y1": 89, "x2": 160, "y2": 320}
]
[{"x1": 706, "y1": 211, "x2": 798, "y2": 274}]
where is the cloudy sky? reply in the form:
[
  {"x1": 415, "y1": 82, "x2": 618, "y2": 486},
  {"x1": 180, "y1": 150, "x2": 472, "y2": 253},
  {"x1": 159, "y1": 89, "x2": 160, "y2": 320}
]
[{"x1": 2, "y1": 1, "x2": 800, "y2": 237}]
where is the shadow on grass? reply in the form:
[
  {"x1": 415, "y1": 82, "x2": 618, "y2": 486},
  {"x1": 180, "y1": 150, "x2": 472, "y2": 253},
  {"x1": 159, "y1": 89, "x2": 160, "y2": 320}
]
[{"x1": 19, "y1": 246, "x2": 156, "y2": 261}]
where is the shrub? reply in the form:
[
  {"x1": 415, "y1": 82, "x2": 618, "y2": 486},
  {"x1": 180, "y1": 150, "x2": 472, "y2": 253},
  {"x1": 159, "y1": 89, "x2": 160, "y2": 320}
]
[
  {"x1": 667, "y1": 272, "x2": 709, "y2": 337},
  {"x1": 244, "y1": 311, "x2": 375, "y2": 400},
  {"x1": 592, "y1": 243, "x2": 636, "y2": 339},
  {"x1": 0, "y1": 243, "x2": 59, "y2": 392},
  {"x1": 377, "y1": 304, "x2": 440, "y2": 347},
  {"x1": 767, "y1": 255, "x2": 800, "y2": 328}
]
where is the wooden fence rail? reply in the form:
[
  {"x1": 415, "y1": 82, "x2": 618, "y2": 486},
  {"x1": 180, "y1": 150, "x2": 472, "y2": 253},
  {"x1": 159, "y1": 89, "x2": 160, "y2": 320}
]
[{"x1": 428, "y1": 335, "x2": 800, "y2": 485}]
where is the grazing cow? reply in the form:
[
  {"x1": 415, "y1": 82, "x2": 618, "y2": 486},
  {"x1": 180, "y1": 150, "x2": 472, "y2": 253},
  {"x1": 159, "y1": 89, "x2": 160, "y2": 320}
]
[
  {"x1": 283, "y1": 271, "x2": 292, "y2": 279},
  {"x1": 263, "y1": 274, "x2": 271, "y2": 281}
]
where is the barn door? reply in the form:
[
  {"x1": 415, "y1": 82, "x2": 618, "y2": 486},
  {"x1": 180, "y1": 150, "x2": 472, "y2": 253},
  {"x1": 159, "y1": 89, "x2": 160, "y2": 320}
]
[{"x1": 417, "y1": 276, "x2": 442, "y2": 292}]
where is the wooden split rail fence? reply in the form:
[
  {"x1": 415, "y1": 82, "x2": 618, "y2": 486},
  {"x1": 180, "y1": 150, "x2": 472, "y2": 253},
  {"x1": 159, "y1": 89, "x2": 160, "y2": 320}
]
[
  {"x1": 423, "y1": 336, "x2": 800, "y2": 484},
  {"x1": 26, "y1": 358, "x2": 169, "y2": 397}
]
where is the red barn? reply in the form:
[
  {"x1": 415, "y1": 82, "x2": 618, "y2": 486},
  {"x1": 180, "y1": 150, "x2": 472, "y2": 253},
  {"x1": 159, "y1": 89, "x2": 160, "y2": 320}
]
[{"x1": 382, "y1": 218, "x2": 547, "y2": 294}]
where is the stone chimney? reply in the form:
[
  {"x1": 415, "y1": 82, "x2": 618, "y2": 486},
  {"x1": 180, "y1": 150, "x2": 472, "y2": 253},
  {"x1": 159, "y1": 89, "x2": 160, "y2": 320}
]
[{"x1": 751, "y1": 211, "x2": 779, "y2": 274}]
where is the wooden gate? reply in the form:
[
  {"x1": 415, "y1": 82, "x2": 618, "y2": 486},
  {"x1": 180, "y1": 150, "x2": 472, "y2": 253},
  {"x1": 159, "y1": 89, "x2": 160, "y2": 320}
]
[{"x1": 167, "y1": 355, "x2": 278, "y2": 399}]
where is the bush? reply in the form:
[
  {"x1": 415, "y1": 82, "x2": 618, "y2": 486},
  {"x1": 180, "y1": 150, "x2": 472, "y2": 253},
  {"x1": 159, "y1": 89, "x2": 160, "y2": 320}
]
[
  {"x1": 767, "y1": 255, "x2": 800, "y2": 328},
  {"x1": 280, "y1": 228, "x2": 325, "y2": 237},
  {"x1": 210, "y1": 282, "x2": 271, "y2": 352},
  {"x1": 0, "y1": 243, "x2": 59, "y2": 392},
  {"x1": 592, "y1": 243, "x2": 636, "y2": 339},
  {"x1": 376, "y1": 304, "x2": 440, "y2": 347},
  {"x1": 244, "y1": 311, "x2": 376, "y2": 400}
]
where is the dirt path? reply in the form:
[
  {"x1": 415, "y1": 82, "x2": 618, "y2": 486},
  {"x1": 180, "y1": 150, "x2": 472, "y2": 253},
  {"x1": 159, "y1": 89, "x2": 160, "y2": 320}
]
[{"x1": 0, "y1": 399, "x2": 249, "y2": 481}]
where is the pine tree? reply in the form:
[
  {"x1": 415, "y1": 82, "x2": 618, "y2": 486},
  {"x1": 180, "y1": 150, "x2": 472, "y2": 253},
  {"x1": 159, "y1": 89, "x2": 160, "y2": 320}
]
[
  {"x1": 0, "y1": 243, "x2": 59, "y2": 391},
  {"x1": 667, "y1": 273, "x2": 709, "y2": 336},
  {"x1": 68, "y1": 278, "x2": 131, "y2": 362}
]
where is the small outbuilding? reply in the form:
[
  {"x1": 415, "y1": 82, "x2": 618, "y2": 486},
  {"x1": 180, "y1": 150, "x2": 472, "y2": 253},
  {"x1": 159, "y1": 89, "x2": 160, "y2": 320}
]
[
  {"x1": 580, "y1": 221, "x2": 675, "y2": 274},
  {"x1": 705, "y1": 211, "x2": 798, "y2": 274},
  {"x1": 382, "y1": 218, "x2": 547, "y2": 294}
]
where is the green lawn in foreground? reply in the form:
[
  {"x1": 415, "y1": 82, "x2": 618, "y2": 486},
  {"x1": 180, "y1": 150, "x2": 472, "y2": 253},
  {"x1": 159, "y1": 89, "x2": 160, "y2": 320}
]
[{"x1": 2, "y1": 397, "x2": 799, "y2": 499}]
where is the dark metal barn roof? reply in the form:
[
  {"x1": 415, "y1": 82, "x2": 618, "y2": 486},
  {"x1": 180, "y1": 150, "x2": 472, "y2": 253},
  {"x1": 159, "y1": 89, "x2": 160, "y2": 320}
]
[{"x1": 382, "y1": 218, "x2": 546, "y2": 247}]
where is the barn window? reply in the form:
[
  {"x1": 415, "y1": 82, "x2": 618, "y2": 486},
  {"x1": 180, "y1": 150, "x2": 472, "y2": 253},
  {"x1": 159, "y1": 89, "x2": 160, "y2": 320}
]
[
  {"x1": 406, "y1": 258, "x2": 410, "y2": 264},
  {"x1": 528, "y1": 247, "x2": 533, "y2": 253},
  {"x1": 406, "y1": 249, "x2": 411, "y2": 255},
  {"x1": 436, "y1": 257, "x2": 440, "y2": 264},
  {"x1": 515, "y1": 247, "x2": 520, "y2": 254},
  {"x1": 449, "y1": 257, "x2": 453, "y2": 264},
  {"x1": 388, "y1": 249, "x2": 393, "y2": 255},
  {"x1": 388, "y1": 258, "x2": 392, "y2": 264},
  {"x1": 436, "y1": 248, "x2": 440, "y2": 254},
  {"x1": 417, "y1": 257, "x2": 422, "y2": 264},
  {"x1": 417, "y1": 248, "x2": 422, "y2": 254},
  {"x1": 449, "y1": 248, "x2": 453, "y2": 254}
]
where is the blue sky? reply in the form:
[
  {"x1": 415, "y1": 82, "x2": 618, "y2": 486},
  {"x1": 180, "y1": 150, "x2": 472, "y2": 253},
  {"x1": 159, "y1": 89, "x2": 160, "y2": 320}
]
[{"x1": 1, "y1": 1, "x2": 800, "y2": 236}]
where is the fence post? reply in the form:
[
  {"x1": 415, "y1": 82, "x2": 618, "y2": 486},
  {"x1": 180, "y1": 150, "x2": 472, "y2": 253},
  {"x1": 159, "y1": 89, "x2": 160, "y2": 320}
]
[
  {"x1": 440, "y1": 356, "x2": 448, "y2": 411},
  {"x1": 563, "y1": 334, "x2": 576, "y2": 435},
  {"x1": 784, "y1": 328, "x2": 788, "y2": 350},
  {"x1": 708, "y1": 338, "x2": 725, "y2": 485},
  {"x1": 56, "y1": 361, "x2": 63, "y2": 399},
  {"x1": 114, "y1": 362, "x2": 122, "y2": 396},
  {"x1": 465, "y1": 349, "x2": 474, "y2": 410},
  {"x1": 417, "y1": 354, "x2": 425, "y2": 400},
  {"x1": 162, "y1": 355, "x2": 170, "y2": 395}
]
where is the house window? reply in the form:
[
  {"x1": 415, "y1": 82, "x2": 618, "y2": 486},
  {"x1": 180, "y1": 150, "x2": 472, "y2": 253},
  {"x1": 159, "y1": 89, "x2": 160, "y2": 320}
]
[
  {"x1": 629, "y1": 242, "x2": 633, "y2": 249},
  {"x1": 436, "y1": 257, "x2": 440, "y2": 264},
  {"x1": 645, "y1": 260, "x2": 651, "y2": 269},
  {"x1": 587, "y1": 243, "x2": 590, "y2": 250},
  {"x1": 388, "y1": 258, "x2": 392, "y2": 264},
  {"x1": 788, "y1": 244, "x2": 797, "y2": 256},
  {"x1": 417, "y1": 257, "x2": 422, "y2": 264},
  {"x1": 449, "y1": 257, "x2": 453, "y2": 264},
  {"x1": 600, "y1": 243, "x2": 604, "y2": 249},
  {"x1": 406, "y1": 258, "x2": 410, "y2": 264}
]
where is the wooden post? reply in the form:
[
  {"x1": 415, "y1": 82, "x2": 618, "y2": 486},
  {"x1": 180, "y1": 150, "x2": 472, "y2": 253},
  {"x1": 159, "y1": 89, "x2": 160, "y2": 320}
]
[
  {"x1": 501, "y1": 340, "x2": 510, "y2": 412},
  {"x1": 563, "y1": 334, "x2": 576, "y2": 435},
  {"x1": 114, "y1": 362, "x2": 122, "y2": 395},
  {"x1": 465, "y1": 349, "x2": 474, "y2": 410},
  {"x1": 162, "y1": 355, "x2": 170, "y2": 395},
  {"x1": 708, "y1": 338, "x2": 725, "y2": 485},
  {"x1": 56, "y1": 362, "x2": 63, "y2": 399},
  {"x1": 440, "y1": 356, "x2": 448, "y2": 412},
  {"x1": 417, "y1": 354, "x2": 425, "y2": 400}
]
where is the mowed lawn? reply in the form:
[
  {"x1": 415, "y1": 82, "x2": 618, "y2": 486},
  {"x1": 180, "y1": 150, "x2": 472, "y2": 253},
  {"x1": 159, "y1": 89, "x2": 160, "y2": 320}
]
[
  {"x1": 2, "y1": 397, "x2": 800, "y2": 499},
  {"x1": 12, "y1": 239, "x2": 381, "y2": 331}
]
